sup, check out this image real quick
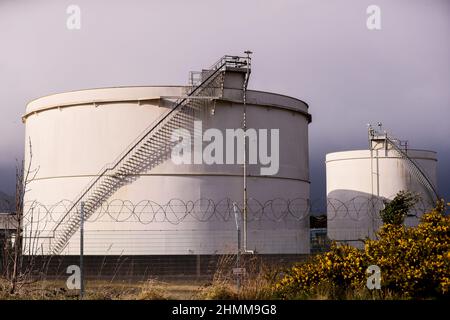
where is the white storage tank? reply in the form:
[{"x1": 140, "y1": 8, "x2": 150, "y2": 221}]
[
  {"x1": 22, "y1": 56, "x2": 312, "y2": 256},
  {"x1": 326, "y1": 127, "x2": 438, "y2": 247}
]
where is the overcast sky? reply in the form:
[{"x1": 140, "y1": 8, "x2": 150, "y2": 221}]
[{"x1": 0, "y1": 0, "x2": 449, "y2": 203}]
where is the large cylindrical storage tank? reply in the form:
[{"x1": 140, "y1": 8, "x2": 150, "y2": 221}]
[
  {"x1": 22, "y1": 74, "x2": 311, "y2": 257},
  {"x1": 326, "y1": 147, "x2": 437, "y2": 247}
]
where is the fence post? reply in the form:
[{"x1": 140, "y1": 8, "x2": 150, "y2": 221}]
[
  {"x1": 196, "y1": 254, "x2": 201, "y2": 279},
  {"x1": 237, "y1": 227, "x2": 241, "y2": 290},
  {"x1": 233, "y1": 202, "x2": 241, "y2": 291}
]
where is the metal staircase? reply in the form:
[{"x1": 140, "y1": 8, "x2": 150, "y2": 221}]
[
  {"x1": 368, "y1": 125, "x2": 439, "y2": 204},
  {"x1": 385, "y1": 136, "x2": 439, "y2": 204},
  {"x1": 48, "y1": 55, "x2": 251, "y2": 255}
]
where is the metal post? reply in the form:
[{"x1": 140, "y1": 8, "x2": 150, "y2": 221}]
[
  {"x1": 80, "y1": 201, "x2": 85, "y2": 299},
  {"x1": 233, "y1": 202, "x2": 241, "y2": 291},
  {"x1": 242, "y1": 51, "x2": 252, "y2": 254},
  {"x1": 196, "y1": 254, "x2": 201, "y2": 279},
  {"x1": 368, "y1": 124, "x2": 376, "y2": 238},
  {"x1": 384, "y1": 131, "x2": 388, "y2": 156},
  {"x1": 243, "y1": 105, "x2": 248, "y2": 253},
  {"x1": 237, "y1": 228, "x2": 241, "y2": 290}
]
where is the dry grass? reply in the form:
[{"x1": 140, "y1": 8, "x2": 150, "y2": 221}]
[
  {"x1": 293, "y1": 282, "x2": 403, "y2": 300},
  {"x1": 1, "y1": 265, "x2": 402, "y2": 300},
  {"x1": 3, "y1": 254, "x2": 401, "y2": 300},
  {"x1": 196, "y1": 254, "x2": 280, "y2": 300},
  {"x1": 0, "y1": 277, "x2": 204, "y2": 300},
  {"x1": 0, "y1": 254, "x2": 282, "y2": 300}
]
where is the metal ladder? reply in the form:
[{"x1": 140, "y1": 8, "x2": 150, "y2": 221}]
[{"x1": 48, "y1": 55, "x2": 251, "y2": 255}]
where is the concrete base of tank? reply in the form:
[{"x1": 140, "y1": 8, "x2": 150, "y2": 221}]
[{"x1": 22, "y1": 254, "x2": 309, "y2": 280}]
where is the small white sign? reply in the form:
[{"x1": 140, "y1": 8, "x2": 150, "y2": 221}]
[{"x1": 233, "y1": 267, "x2": 246, "y2": 275}]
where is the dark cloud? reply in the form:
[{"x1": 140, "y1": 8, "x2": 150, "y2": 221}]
[
  {"x1": 0, "y1": 165, "x2": 17, "y2": 196},
  {"x1": 0, "y1": 0, "x2": 449, "y2": 202}
]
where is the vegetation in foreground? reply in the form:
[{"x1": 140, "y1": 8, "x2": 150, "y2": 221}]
[
  {"x1": 275, "y1": 197, "x2": 450, "y2": 299},
  {"x1": 1, "y1": 193, "x2": 449, "y2": 300}
]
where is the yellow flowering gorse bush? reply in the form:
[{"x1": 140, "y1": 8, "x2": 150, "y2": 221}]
[
  {"x1": 365, "y1": 201, "x2": 450, "y2": 297},
  {"x1": 276, "y1": 201, "x2": 450, "y2": 299}
]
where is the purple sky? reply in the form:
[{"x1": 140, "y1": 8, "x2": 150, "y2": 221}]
[{"x1": 0, "y1": 0, "x2": 449, "y2": 203}]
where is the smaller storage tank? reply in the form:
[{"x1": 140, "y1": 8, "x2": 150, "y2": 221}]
[{"x1": 326, "y1": 126, "x2": 438, "y2": 247}]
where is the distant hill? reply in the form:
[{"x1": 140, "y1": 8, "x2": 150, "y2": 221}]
[{"x1": 0, "y1": 191, "x2": 14, "y2": 212}]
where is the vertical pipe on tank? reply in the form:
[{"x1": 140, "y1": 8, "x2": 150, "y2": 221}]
[
  {"x1": 243, "y1": 107, "x2": 248, "y2": 252},
  {"x1": 368, "y1": 124, "x2": 380, "y2": 238},
  {"x1": 369, "y1": 125, "x2": 376, "y2": 238},
  {"x1": 242, "y1": 51, "x2": 253, "y2": 254}
]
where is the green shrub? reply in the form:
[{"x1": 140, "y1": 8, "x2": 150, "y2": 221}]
[{"x1": 276, "y1": 200, "x2": 450, "y2": 299}]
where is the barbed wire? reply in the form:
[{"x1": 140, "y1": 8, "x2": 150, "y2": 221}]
[
  {"x1": 0, "y1": 196, "x2": 439, "y2": 260},
  {"x1": 0, "y1": 195, "x2": 434, "y2": 227},
  {"x1": 324, "y1": 195, "x2": 432, "y2": 221},
  {"x1": 19, "y1": 197, "x2": 308, "y2": 225}
]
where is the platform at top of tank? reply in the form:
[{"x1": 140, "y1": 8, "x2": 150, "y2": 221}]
[{"x1": 24, "y1": 86, "x2": 310, "y2": 120}]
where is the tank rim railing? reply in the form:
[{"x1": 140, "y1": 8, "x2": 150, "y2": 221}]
[
  {"x1": 49, "y1": 55, "x2": 251, "y2": 239},
  {"x1": 189, "y1": 55, "x2": 250, "y2": 86}
]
